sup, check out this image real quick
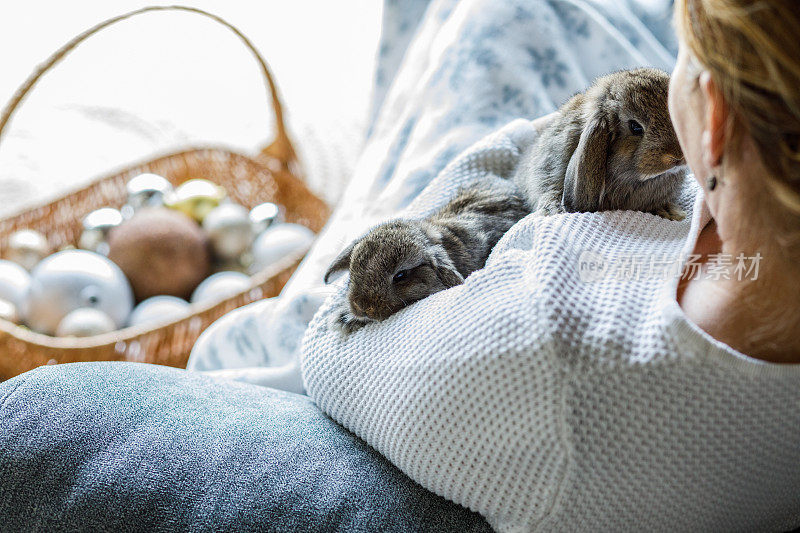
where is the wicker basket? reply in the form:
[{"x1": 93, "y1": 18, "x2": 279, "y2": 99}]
[{"x1": 0, "y1": 6, "x2": 329, "y2": 380}]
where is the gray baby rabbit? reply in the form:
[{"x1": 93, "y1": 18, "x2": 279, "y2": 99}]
[
  {"x1": 515, "y1": 68, "x2": 687, "y2": 219},
  {"x1": 324, "y1": 185, "x2": 530, "y2": 333}
]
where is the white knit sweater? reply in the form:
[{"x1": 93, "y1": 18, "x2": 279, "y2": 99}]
[{"x1": 301, "y1": 120, "x2": 800, "y2": 532}]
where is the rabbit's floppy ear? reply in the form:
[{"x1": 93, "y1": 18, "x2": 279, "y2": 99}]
[
  {"x1": 432, "y1": 252, "x2": 464, "y2": 289},
  {"x1": 423, "y1": 229, "x2": 465, "y2": 289},
  {"x1": 562, "y1": 113, "x2": 612, "y2": 212},
  {"x1": 324, "y1": 241, "x2": 357, "y2": 283}
]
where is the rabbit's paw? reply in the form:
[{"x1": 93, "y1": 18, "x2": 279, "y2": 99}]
[
  {"x1": 535, "y1": 195, "x2": 564, "y2": 216},
  {"x1": 654, "y1": 203, "x2": 686, "y2": 221},
  {"x1": 330, "y1": 304, "x2": 372, "y2": 334}
]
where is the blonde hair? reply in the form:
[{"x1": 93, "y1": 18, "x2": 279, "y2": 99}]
[{"x1": 676, "y1": 0, "x2": 800, "y2": 217}]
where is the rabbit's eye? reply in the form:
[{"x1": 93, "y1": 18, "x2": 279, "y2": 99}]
[
  {"x1": 628, "y1": 120, "x2": 644, "y2": 136},
  {"x1": 393, "y1": 269, "x2": 410, "y2": 283}
]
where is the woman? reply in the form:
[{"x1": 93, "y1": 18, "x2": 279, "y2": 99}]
[
  {"x1": 2, "y1": 1, "x2": 797, "y2": 531},
  {"x1": 302, "y1": 0, "x2": 800, "y2": 530}
]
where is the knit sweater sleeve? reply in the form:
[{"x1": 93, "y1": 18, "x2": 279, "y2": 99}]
[{"x1": 301, "y1": 122, "x2": 569, "y2": 532}]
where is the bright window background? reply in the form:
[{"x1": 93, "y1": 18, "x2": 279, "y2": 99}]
[{"x1": 0, "y1": 1, "x2": 382, "y2": 212}]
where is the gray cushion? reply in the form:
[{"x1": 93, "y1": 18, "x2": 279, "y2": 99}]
[{"x1": 0, "y1": 362, "x2": 490, "y2": 532}]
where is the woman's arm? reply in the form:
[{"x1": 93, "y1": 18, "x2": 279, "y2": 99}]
[
  {"x1": 301, "y1": 121, "x2": 568, "y2": 531},
  {"x1": 302, "y1": 242, "x2": 567, "y2": 532}
]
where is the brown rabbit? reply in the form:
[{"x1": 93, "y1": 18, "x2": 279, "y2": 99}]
[
  {"x1": 324, "y1": 184, "x2": 529, "y2": 333},
  {"x1": 514, "y1": 68, "x2": 687, "y2": 219}
]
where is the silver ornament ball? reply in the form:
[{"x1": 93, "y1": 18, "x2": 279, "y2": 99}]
[
  {"x1": 22, "y1": 250, "x2": 134, "y2": 335},
  {"x1": 128, "y1": 295, "x2": 190, "y2": 328},
  {"x1": 202, "y1": 203, "x2": 255, "y2": 261},
  {"x1": 0, "y1": 298, "x2": 19, "y2": 324},
  {"x1": 56, "y1": 308, "x2": 116, "y2": 337},
  {"x1": 249, "y1": 223, "x2": 315, "y2": 275},
  {"x1": 191, "y1": 271, "x2": 251, "y2": 304},
  {"x1": 5, "y1": 229, "x2": 50, "y2": 271},
  {"x1": 126, "y1": 173, "x2": 173, "y2": 212},
  {"x1": 0, "y1": 259, "x2": 32, "y2": 308},
  {"x1": 79, "y1": 207, "x2": 124, "y2": 255},
  {"x1": 249, "y1": 202, "x2": 283, "y2": 235}
]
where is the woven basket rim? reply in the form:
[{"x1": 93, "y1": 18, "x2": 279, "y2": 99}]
[{"x1": 0, "y1": 145, "x2": 282, "y2": 222}]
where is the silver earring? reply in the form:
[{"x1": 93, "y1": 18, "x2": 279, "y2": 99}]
[{"x1": 706, "y1": 175, "x2": 718, "y2": 191}]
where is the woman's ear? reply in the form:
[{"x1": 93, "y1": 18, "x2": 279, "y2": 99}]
[{"x1": 699, "y1": 71, "x2": 728, "y2": 169}]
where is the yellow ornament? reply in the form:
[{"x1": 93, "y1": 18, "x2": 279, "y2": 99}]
[{"x1": 164, "y1": 179, "x2": 226, "y2": 222}]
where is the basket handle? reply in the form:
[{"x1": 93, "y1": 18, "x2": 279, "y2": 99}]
[{"x1": 0, "y1": 5, "x2": 296, "y2": 166}]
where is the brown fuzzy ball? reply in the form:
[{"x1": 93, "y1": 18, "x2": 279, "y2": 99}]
[{"x1": 108, "y1": 208, "x2": 211, "y2": 301}]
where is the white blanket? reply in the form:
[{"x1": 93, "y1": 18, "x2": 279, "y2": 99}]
[{"x1": 187, "y1": 0, "x2": 678, "y2": 391}]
